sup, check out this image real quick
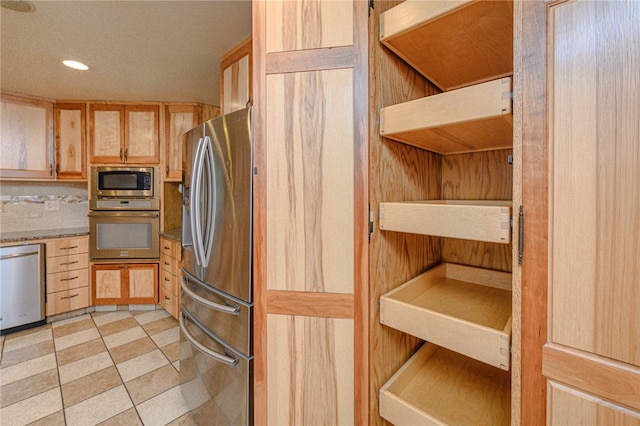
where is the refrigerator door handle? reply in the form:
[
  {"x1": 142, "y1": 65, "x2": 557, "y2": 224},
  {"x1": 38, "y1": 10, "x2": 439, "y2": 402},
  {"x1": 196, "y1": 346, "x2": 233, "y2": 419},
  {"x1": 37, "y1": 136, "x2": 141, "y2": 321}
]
[
  {"x1": 201, "y1": 135, "x2": 216, "y2": 268},
  {"x1": 190, "y1": 137, "x2": 205, "y2": 266},
  {"x1": 181, "y1": 275, "x2": 240, "y2": 315},
  {"x1": 179, "y1": 315, "x2": 238, "y2": 366}
]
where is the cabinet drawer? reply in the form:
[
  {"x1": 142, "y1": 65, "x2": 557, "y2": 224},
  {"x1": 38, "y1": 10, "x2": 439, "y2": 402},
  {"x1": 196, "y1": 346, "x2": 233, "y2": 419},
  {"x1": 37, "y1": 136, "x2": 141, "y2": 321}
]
[
  {"x1": 160, "y1": 253, "x2": 178, "y2": 275},
  {"x1": 46, "y1": 236, "x2": 88, "y2": 257},
  {"x1": 47, "y1": 268, "x2": 89, "y2": 293},
  {"x1": 160, "y1": 238, "x2": 182, "y2": 261},
  {"x1": 46, "y1": 253, "x2": 89, "y2": 274},
  {"x1": 160, "y1": 285, "x2": 179, "y2": 319},
  {"x1": 46, "y1": 286, "x2": 90, "y2": 316},
  {"x1": 160, "y1": 267, "x2": 179, "y2": 295}
]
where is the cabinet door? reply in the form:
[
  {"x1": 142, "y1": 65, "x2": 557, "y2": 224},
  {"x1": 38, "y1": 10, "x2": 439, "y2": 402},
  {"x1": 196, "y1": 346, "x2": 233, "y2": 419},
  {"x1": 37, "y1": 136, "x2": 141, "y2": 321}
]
[
  {"x1": 126, "y1": 263, "x2": 158, "y2": 303},
  {"x1": 220, "y1": 36, "x2": 252, "y2": 114},
  {"x1": 92, "y1": 263, "x2": 158, "y2": 305},
  {"x1": 164, "y1": 104, "x2": 197, "y2": 180},
  {"x1": 90, "y1": 104, "x2": 124, "y2": 163},
  {"x1": 125, "y1": 105, "x2": 159, "y2": 164},
  {"x1": 520, "y1": 0, "x2": 640, "y2": 422},
  {"x1": 0, "y1": 93, "x2": 55, "y2": 179},
  {"x1": 55, "y1": 103, "x2": 86, "y2": 179}
]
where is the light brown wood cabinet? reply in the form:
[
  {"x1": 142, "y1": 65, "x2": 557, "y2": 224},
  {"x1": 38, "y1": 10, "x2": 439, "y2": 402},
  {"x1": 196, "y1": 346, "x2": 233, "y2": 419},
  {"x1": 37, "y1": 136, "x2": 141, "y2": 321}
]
[
  {"x1": 520, "y1": 0, "x2": 640, "y2": 423},
  {"x1": 159, "y1": 237, "x2": 181, "y2": 319},
  {"x1": 45, "y1": 236, "x2": 90, "y2": 316},
  {"x1": 89, "y1": 103, "x2": 159, "y2": 164},
  {"x1": 92, "y1": 263, "x2": 158, "y2": 305},
  {"x1": 55, "y1": 103, "x2": 86, "y2": 179},
  {"x1": 0, "y1": 93, "x2": 55, "y2": 179},
  {"x1": 220, "y1": 36, "x2": 252, "y2": 114}
]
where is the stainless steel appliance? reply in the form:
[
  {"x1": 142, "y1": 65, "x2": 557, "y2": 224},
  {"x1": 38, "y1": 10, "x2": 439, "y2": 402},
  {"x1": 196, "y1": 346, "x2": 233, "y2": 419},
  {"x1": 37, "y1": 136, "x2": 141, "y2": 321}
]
[
  {"x1": 89, "y1": 166, "x2": 160, "y2": 260},
  {"x1": 180, "y1": 107, "x2": 253, "y2": 425},
  {"x1": 0, "y1": 244, "x2": 46, "y2": 335}
]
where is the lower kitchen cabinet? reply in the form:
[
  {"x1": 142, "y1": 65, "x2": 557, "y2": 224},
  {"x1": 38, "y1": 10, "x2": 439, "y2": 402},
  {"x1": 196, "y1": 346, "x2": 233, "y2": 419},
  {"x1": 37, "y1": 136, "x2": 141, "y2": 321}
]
[
  {"x1": 45, "y1": 236, "x2": 90, "y2": 316},
  {"x1": 92, "y1": 263, "x2": 158, "y2": 305},
  {"x1": 159, "y1": 237, "x2": 181, "y2": 319}
]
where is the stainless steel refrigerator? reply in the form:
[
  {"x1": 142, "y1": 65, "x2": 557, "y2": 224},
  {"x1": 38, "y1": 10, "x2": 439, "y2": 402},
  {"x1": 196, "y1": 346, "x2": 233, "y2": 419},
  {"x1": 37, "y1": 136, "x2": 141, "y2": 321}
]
[{"x1": 179, "y1": 107, "x2": 253, "y2": 425}]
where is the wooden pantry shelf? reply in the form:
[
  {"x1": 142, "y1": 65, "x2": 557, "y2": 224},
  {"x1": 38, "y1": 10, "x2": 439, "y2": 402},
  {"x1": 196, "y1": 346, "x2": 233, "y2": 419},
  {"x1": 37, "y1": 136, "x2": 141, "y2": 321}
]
[
  {"x1": 379, "y1": 0, "x2": 513, "y2": 91},
  {"x1": 379, "y1": 200, "x2": 511, "y2": 244},
  {"x1": 380, "y1": 343, "x2": 511, "y2": 426},
  {"x1": 379, "y1": 78, "x2": 512, "y2": 155},
  {"x1": 380, "y1": 263, "x2": 512, "y2": 370}
]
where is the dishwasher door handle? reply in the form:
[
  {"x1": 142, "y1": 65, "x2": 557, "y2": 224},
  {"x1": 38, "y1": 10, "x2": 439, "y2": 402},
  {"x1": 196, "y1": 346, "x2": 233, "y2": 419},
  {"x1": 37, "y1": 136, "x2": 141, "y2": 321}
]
[{"x1": 0, "y1": 251, "x2": 40, "y2": 260}]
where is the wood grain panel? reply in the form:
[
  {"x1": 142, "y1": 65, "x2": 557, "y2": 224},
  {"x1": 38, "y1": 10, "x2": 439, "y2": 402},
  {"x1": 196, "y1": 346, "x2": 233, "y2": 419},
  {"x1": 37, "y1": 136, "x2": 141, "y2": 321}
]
[
  {"x1": 266, "y1": 290, "x2": 353, "y2": 319},
  {"x1": 0, "y1": 93, "x2": 54, "y2": 178},
  {"x1": 46, "y1": 236, "x2": 88, "y2": 257},
  {"x1": 548, "y1": 381, "x2": 640, "y2": 425},
  {"x1": 55, "y1": 103, "x2": 86, "y2": 178},
  {"x1": 549, "y1": 0, "x2": 640, "y2": 366},
  {"x1": 519, "y1": 0, "x2": 548, "y2": 423},
  {"x1": 368, "y1": 2, "x2": 443, "y2": 424},
  {"x1": 165, "y1": 105, "x2": 195, "y2": 180},
  {"x1": 126, "y1": 106, "x2": 158, "y2": 161},
  {"x1": 543, "y1": 343, "x2": 640, "y2": 413},
  {"x1": 91, "y1": 105, "x2": 123, "y2": 159},
  {"x1": 441, "y1": 149, "x2": 513, "y2": 272},
  {"x1": 94, "y1": 268, "x2": 122, "y2": 300},
  {"x1": 128, "y1": 266, "x2": 157, "y2": 299},
  {"x1": 265, "y1": 0, "x2": 353, "y2": 53},
  {"x1": 267, "y1": 315, "x2": 354, "y2": 425},
  {"x1": 266, "y1": 68, "x2": 354, "y2": 293}
]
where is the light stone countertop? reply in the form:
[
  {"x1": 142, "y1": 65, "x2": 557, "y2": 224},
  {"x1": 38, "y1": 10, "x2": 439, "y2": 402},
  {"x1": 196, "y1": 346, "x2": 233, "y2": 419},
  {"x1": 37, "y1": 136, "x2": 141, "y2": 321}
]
[{"x1": 0, "y1": 227, "x2": 89, "y2": 244}]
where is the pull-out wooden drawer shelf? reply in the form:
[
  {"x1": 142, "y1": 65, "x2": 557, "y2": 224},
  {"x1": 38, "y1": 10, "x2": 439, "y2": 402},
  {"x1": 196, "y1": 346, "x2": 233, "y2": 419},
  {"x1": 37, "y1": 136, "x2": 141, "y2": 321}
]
[
  {"x1": 380, "y1": 343, "x2": 511, "y2": 426},
  {"x1": 379, "y1": 200, "x2": 511, "y2": 244},
  {"x1": 380, "y1": 78, "x2": 512, "y2": 155},
  {"x1": 379, "y1": 0, "x2": 513, "y2": 91},
  {"x1": 380, "y1": 263, "x2": 512, "y2": 370}
]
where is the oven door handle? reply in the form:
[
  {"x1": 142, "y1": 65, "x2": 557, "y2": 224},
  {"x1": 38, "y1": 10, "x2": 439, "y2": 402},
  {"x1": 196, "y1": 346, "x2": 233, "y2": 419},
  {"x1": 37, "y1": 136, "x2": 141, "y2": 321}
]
[{"x1": 88, "y1": 212, "x2": 160, "y2": 218}]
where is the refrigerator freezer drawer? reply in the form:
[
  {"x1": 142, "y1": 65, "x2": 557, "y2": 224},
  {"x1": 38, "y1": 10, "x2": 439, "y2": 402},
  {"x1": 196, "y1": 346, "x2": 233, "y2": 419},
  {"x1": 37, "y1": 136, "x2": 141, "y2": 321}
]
[
  {"x1": 181, "y1": 270, "x2": 252, "y2": 356},
  {"x1": 180, "y1": 311, "x2": 253, "y2": 426}
]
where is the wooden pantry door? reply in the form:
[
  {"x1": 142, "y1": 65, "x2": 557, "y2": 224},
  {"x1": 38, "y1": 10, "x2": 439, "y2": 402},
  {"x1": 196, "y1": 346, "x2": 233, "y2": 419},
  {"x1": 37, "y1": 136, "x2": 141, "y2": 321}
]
[
  {"x1": 520, "y1": 0, "x2": 640, "y2": 423},
  {"x1": 252, "y1": 0, "x2": 369, "y2": 424}
]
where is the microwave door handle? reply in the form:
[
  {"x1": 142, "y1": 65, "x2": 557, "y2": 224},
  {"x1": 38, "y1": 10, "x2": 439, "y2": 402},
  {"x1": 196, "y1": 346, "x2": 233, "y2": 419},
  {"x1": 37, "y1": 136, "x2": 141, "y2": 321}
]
[
  {"x1": 201, "y1": 136, "x2": 216, "y2": 267},
  {"x1": 190, "y1": 137, "x2": 205, "y2": 267}
]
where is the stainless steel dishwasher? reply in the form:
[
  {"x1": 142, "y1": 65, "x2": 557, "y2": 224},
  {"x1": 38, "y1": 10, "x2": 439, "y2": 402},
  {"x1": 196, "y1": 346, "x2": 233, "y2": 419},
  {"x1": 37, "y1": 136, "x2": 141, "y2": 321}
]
[{"x1": 0, "y1": 244, "x2": 46, "y2": 335}]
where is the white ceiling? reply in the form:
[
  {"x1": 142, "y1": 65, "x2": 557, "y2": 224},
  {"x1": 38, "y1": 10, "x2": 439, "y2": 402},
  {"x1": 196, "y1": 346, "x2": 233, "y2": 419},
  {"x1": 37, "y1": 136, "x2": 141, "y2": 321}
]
[{"x1": 0, "y1": 0, "x2": 252, "y2": 106}]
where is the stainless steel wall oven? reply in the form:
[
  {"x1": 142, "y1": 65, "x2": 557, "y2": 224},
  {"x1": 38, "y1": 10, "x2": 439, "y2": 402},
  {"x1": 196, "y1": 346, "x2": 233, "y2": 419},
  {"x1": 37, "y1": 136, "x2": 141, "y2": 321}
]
[{"x1": 89, "y1": 166, "x2": 160, "y2": 260}]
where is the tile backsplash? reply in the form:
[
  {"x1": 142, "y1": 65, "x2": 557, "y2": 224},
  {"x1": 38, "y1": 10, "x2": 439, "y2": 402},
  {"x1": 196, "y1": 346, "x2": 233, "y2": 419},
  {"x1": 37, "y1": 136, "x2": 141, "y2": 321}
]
[{"x1": 0, "y1": 181, "x2": 89, "y2": 233}]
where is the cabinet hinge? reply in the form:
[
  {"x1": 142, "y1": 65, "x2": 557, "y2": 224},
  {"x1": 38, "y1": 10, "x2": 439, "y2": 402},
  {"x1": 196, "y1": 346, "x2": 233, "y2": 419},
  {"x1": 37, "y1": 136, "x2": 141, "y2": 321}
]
[
  {"x1": 368, "y1": 206, "x2": 374, "y2": 243},
  {"x1": 518, "y1": 206, "x2": 524, "y2": 264}
]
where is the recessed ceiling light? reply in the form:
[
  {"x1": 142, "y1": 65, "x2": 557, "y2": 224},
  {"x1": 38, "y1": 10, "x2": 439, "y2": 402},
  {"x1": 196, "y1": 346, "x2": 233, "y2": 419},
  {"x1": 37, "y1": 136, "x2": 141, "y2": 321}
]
[
  {"x1": 63, "y1": 60, "x2": 89, "y2": 71},
  {"x1": 1, "y1": 1, "x2": 36, "y2": 13}
]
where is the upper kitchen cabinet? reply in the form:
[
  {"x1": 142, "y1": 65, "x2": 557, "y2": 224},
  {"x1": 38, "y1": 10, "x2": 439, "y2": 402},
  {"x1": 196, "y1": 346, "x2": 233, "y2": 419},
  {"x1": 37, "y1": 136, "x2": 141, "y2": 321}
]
[
  {"x1": 0, "y1": 93, "x2": 55, "y2": 179},
  {"x1": 55, "y1": 103, "x2": 87, "y2": 179},
  {"x1": 379, "y1": 0, "x2": 513, "y2": 91},
  {"x1": 89, "y1": 103, "x2": 159, "y2": 164},
  {"x1": 220, "y1": 36, "x2": 252, "y2": 114},
  {"x1": 163, "y1": 103, "x2": 220, "y2": 181}
]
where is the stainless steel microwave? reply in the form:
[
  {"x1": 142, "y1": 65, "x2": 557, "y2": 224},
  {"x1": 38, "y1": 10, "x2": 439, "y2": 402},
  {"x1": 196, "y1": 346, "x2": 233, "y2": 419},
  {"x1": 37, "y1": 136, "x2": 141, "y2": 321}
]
[{"x1": 91, "y1": 166, "x2": 155, "y2": 199}]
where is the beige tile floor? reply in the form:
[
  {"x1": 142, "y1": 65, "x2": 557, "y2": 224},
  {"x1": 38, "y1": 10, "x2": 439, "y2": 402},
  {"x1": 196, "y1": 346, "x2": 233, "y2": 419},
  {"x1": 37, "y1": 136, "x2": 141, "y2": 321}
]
[{"x1": 0, "y1": 310, "x2": 198, "y2": 426}]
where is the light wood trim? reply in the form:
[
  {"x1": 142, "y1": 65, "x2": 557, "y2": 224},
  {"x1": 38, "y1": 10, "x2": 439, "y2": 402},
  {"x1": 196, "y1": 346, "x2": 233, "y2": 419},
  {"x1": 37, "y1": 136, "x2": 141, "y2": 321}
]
[
  {"x1": 380, "y1": 343, "x2": 511, "y2": 426},
  {"x1": 379, "y1": 0, "x2": 513, "y2": 91},
  {"x1": 266, "y1": 290, "x2": 354, "y2": 319},
  {"x1": 548, "y1": 381, "x2": 640, "y2": 425},
  {"x1": 380, "y1": 77, "x2": 513, "y2": 155},
  {"x1": 266, "y1": 46, "x2": 360, "y2": 75},
  {"x1": 380, "y1": 200, "x2": 512, "y2": 243},
  {"x1": 252, "y1": 0, "x2": 268, "y2": 422},
  {"x1": 543, "y1": 343, "x2": 640, "y2": 413},
  {"x1": 519, "y1": 1, "x2": 548, "y2": 423}
]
